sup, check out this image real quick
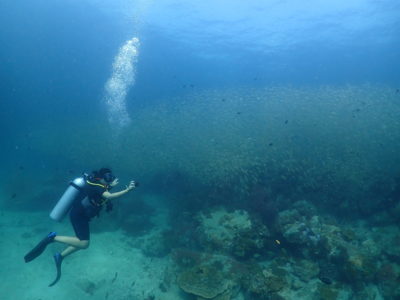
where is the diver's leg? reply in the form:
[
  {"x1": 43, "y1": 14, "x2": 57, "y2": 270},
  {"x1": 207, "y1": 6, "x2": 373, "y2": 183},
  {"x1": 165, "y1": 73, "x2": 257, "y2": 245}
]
[
  {"x1": 60, "y1": 245, "x2": 86, "y2": 258},
  {"x1": 61, "y1": 246, "x2": 78, "y2": 258},
  {"x1": 48, "y1": 238, "x2": 89, "y2": 287},
  {"x1": 54, "y1": 236, "x2": 89, "y2": 249}
]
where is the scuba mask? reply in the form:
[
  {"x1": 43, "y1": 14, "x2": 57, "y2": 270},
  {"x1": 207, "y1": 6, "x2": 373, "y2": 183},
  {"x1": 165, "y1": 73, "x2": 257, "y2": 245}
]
[{"x1": 103, "y1": 172, "x2": 116, "y2": 183}]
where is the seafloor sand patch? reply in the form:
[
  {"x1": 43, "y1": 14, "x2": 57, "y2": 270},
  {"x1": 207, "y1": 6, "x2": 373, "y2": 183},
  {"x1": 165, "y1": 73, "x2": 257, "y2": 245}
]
[{"x1": 0, "y1": 195, "x2": 183, "y2": 300}]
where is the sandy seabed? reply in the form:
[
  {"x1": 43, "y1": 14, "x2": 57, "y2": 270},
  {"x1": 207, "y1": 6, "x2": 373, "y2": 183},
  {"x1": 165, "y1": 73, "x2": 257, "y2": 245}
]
[{"x1": 0, "y1": 193, "x2": 183, "y2": 300}]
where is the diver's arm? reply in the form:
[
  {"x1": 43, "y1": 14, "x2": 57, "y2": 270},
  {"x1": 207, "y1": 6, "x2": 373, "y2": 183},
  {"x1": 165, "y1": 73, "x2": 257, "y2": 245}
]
[{"x1": 102, "y1": 181, "x2": 136, "y2": 200}]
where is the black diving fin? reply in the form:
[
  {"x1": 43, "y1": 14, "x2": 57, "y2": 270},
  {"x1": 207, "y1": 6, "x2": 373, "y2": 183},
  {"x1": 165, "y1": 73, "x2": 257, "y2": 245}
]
[
  {"x1": 48, "y1": 253, "x2": 63, "y2": 287},
  {"x1": 24, "y1": 232, "x2": 56, "y2": 263}
]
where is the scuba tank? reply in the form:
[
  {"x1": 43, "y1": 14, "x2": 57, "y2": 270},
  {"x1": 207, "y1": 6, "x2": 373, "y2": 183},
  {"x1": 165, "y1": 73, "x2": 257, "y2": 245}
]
[{"x1": 49, "y1": 174, "x2": 87, "y2": 221}]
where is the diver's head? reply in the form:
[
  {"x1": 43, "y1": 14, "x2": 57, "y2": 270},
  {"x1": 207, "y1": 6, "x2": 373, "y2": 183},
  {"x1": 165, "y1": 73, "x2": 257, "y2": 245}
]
[{"x1": 95, "y1": 168, "x2": 117, "y2": 185}]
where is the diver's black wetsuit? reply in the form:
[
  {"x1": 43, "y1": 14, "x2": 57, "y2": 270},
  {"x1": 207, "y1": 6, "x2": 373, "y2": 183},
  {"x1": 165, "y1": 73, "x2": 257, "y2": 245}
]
[{"x1": 69, "y1": 181, "x2": 108, "y2": 240}]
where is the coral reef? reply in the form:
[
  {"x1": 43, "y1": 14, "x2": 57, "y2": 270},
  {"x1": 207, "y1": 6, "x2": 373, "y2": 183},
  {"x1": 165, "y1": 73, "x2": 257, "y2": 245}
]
[
  {"x1": 166, "y1": 198, "x2": 396, "y2": 299},
  {"x1": 274, "y1": 200, "x2": 393, "y2": 294},
  {"x1": 316, "y1": 283, "x2": 339, "y2": 300},
  {"x1": 377, "y1": 262, "x2": 400, "y2": 299},
  {"x1": 197, "y1": 208, "x2": 270, "y2": 258},
  {"x1": 241, "y1": 263, "x2": 286, "y2": 299},
  {"x1": 277, "y1": 204, "x2": 325, "y2": 258},
  {"x1": 291, "y1": 259, "x2": 319, "y2": 282},
  {"x1": 173, "y1": 250, "x2": 242, "y2": 300},
  {"x1": 177, "y1": 264, "x2": 232, "y2": 299}
]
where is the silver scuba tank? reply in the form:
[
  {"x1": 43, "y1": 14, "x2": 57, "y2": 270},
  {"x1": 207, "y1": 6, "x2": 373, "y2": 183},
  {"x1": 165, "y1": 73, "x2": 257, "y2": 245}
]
[{"x1": 49, "y1": 176, "x2": 86, "y2": 221}]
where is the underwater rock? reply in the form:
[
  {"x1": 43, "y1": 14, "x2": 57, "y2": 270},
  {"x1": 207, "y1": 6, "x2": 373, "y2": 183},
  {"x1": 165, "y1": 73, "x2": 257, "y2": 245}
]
[
  {"x1": 317, "y1": 262, "x2": 338, "y2": 285},
  {"x1": 173, "y1": 251, "x2": 246, "y2": 299},
  {"x1": 342, "y1": 254, "x2": 377, "y2": 283},
  {"x1": 275, "y1": 204, "x2": 386, "y2": 289},
  {"x1": 377, "y1": 263, "x2": 400, "y2": 299},
  {"x1": 242, "y1": 265, "x2": 286, "y2": 299},
  {"x1": 292, "y1": 200, "x2": 317, "y2": 218},
  {"x1": 316, "y1": 283, "x2": 339, "y2": 300},
  {"x1": 197, "y1": 208, "x2": 270, "y2": 258},
  {"x1": 276, "y1": 207, "x2": 369, "y2": 265},
  {"x1": 282, "y1": 222, "x2": 310, "y2": 245},
  {"x1": 382, "y1": 234, "x2": 400, "y2": 263},
  {"x1": 340, "y1": 228, "x2": 357, "y2": 242},
  {"x1": 292, "y1": 259, "x2": 320, "y2": 282},
  {"x1": 197, "y1": 290, "x2": 232, "y2": 300},
  {"x1": 319, "y1": 277, "x2": 332, "y2": 285},
  {"x1": 171, "y1": 248, "x2": 205, "y2": 269},
  {"x1": 361, "y1": 238, "x2": 381, "y2": 257},
  {"x1": 177, "y1": 264, "x2": 233, "y2": 299},
  {"x1": 278, "y1": 209, "x2": 322, "y2": 250},
  {"x1": 277, "y1": 209, "x2": 303, "y2": 228}
]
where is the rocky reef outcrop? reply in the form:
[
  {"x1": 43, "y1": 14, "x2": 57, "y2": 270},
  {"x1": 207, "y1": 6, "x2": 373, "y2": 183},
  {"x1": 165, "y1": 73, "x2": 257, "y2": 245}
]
[
  {"x1": 159, "y1": 199, "x2": 396, "y2": 299},
  {"x1": 196, "y1": 208, "x2": 270, "y2": 258}
]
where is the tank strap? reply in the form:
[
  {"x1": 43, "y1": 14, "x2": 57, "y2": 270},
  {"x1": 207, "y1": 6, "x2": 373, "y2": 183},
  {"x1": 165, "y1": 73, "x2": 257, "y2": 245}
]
[{"x1": 70, "y1": 182, "x2": 83, "y2": 190}]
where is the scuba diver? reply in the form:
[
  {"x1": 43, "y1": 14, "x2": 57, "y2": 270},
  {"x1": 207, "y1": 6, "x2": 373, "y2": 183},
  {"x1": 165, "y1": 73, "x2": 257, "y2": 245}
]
[{"x1": 23, "y1": 168, "x2": 137, "y2": 287}]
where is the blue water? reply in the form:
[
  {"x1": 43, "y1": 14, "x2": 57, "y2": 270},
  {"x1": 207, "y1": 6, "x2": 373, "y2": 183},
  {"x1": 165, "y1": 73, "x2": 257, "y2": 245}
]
[{"x1": 1, "y1": 0, "x2": 400, "y2": 299}]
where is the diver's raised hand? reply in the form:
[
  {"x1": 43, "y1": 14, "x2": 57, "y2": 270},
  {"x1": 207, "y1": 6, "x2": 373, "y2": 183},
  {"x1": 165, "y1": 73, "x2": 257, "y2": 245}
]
[
  {"x1": 110, "y1": 178, "x2": 119, "y2": 187},
  {"x1": 126, "y1": 180, "x2": 137, "y2": 191}
]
